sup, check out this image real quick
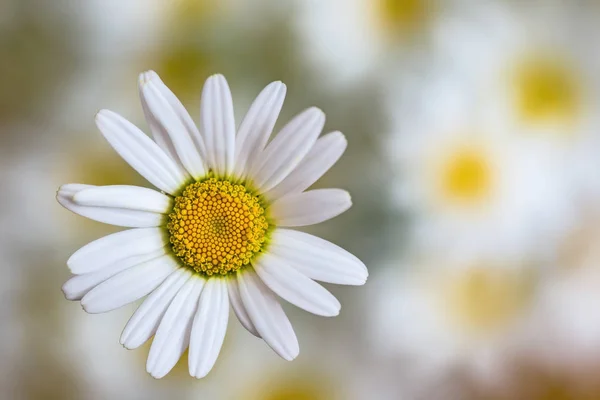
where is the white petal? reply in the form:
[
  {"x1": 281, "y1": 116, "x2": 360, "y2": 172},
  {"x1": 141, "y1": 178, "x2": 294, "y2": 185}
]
[
  {"x1": 139, "y1": 71, "x2": 208, "y2": 164},
  {"x1": 140, "y1": 74, "x2": 206, "y2": 179},
  {"x1": 67, "y1": 227, "x2": 166, "y2": 275},
  {"x1": 234, "y1": 81, "x2": 286, "y2": 178},
  {"x1": 250, "y1": 107, "x2": 325, "y2": 192},
  {"x1": 57, "y1": 184, "x2": 165, "y2": 228},
  {"x1": 73, "y1": 185, "x2": 172, "y2": 213},
  {"x1": 253, "y1": 253, "x2": 340, "y2": 317},
  {"x1": 265, "y1": 131, "x2": 347, "y2": 201},
  {"x1": 269, "y1": 229, "x2": 368, "y2": 286},
  {"x1": 96, "y1": 109, "x2": 189, "y2": 194},
  {"x1": 147, "y1": 276, "x2": 205, "y2": 379},
  {"x1": 237, "y1": 269, "x2": 299, "y2": 361},
  {"x1": 121, "y1": 268, "x2": 192, "y2": 350},
  {"x1": 138, "y1": 72, "x2": 181, "y2": 164},
  {"x1": 200, "y1": 74, "x2": 235, "y2": 176},
  {"x1": 62, "y1": 249, "x2": 166, "y2": 301},
  {"x1": 189, "y1": 278, "x2": 229, "y2": 378},
  {"x1": 81, "y1": 254, "x2": 178, "y2": 314},
  {"x1": 270, "y1": 189, "x2": 351, "y2": 227},
  {"x1": 227, "y1": 277, "x2": 260, "y2": 337}
]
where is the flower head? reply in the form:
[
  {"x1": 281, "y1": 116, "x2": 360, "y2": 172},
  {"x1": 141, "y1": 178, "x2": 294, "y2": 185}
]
[{"x1": 57, "y1": 71, "x2": 367, "y2": 379}]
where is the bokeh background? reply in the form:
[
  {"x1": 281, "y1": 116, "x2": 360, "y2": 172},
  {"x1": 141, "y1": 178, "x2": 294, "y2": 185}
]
[{"x1": 2, "y1": 0, "x2": 600, "y2": 399}]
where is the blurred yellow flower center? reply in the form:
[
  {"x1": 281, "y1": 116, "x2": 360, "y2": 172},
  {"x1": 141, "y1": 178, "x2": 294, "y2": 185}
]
[
  {"x1": 377, "y1": 0, "x2": 430, "y2": 35},
  {"x1": 438, "y1": 147, "x2": 492, "y2": 205},
  {"x1": 513, "y1": 56, "x2": 581, "y2": 124},
  {"x1": 167, "y1": 178, "x2": 270, "y2": 276},
  {"x1": 445, "y1": 267, "x2": 533, "y2": 335},
  {"x1": 252, "y1": 377, "x2": 333, "y2": 400},
  {"x1": 264, "y1": 387, "x2": 326, "y2": 400}
]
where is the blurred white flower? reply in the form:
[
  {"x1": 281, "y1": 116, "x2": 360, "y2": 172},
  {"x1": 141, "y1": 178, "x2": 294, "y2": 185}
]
[
  {"x1": 431, "y1": 1, "x2": 600, "y2": 197},
  {"x1": 297, "y1": 0, "x2": 443, "y2": 86},
  {"x1": 371, "y1": 256, "x2": 540, "y2": 386},
  {"x1": 387, "y1": 73, "x2": 575, "y2": 261},
  {"x1": 519, "y1": 210, "x2": 600, "y2": 378}
]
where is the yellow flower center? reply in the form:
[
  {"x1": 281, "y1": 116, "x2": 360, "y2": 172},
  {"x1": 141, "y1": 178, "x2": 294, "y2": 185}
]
[
  {"x1": 512, "y1": 56, "x2": 581, "y2": 124},
  {"x1": 248, "y1": 375, "x2": 335, "y2": 400},
  {"x1": 167, "y1": 178, "x2": 270, "y2": 276},
  {"x1": 437, "y1": 146, "x2": 493, "y2": 206},
  {"x1": 444, "y1": 267, "x2": 534, "y2": 335},
  {"x1": 376, "y1": 0, "x2": 431, "y2": 36}
]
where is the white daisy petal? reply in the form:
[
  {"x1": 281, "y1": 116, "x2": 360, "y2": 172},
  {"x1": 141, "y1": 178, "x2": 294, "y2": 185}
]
[
  {"x1": 189, "y1": 278, "x2": 229, "y2": 379},
  {"x1": 121, "y1": 268, "x2": 193, "y2": 350},
  {"x1": 138, "y1": 73, "x2": 181, "y2": 165},
  {"x1": 270, "y1": 189, "x2": 351, "y2": 227},
  {"x1": 139, "y1": 71, "x2": 208, "y2": 164},
  {"x1": 67, "y1": 227, "x2": 166, "y2": 275},
  {"x1": 237, "y1": 269, "x2": 299, "y2": 361},
  {"x1": 253, "y1": 253, "x2": 340, "y2": 317},
  {"x1": 270, "y1": 229, "x2": 367, "y2": 285},
  {"x1": 200, "y1": 74, "x2": 236, "y2": 176},
  {"x1": 62, "y1": 249, "x2": 166, "y2": 301},
  {"x1": 265, "y1": 131, "x2": 347, "y2": 201},
  {"x1": 96, "y1": 109, "x2": 189, "y2": 194},
  {"x1": 147, "y1": 276, "x2": 206, "y2": 379},
  {"x1": 140, "y1": 74, "x2": 206, "y2": 179},
  {"x1": 73, "y1": 185, "x2": 172, "y2": 214},
  {"x1": 227, "y1": 277, "x2": 260, "y2": 337},
  {"x1": 81, "y1": 254, "x2": 178, "y2": 314},
  {"x1": 234, "y1": 81, "x2": 287, "y2": 178},
  {"x1": 57, "y1": 184, "x2": 165, "y2": 228},
  {"x1": 250, "y1": 107, "x2": 325, "y2": 192}
]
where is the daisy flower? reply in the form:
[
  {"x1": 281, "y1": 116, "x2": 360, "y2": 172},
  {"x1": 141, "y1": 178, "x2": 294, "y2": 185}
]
[{"x1": 57, "y1": 71, "x2": 368, "y2": 379}]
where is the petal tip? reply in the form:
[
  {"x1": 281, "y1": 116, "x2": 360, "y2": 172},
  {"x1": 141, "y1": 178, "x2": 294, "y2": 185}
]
[
  {"x1": 269, "y1": 80, "x2": 286, "y2": 91},
  {"x1": 80, "y1": 301, "x2": 91, "y2": 314},
  {"x1": 80, "y1": 296, "x2": 101, "y2": 314},
  {"x1": 330, "y1": 130, "x2": 347, "y2": 145},
  {"x1": 283, "y1": 348, "x2": 300, "y2": 361},
  {"x1": 190, "y1": 368, "x2": 210, "y2": 380},
  {"x1": 56, "y1": 186, "x2": 67, "y2": 203},
  {"x1": 207, "y1": 73, "x2": 226, "y2": 84},
  {"x1": 146, "y1": 361, "x2": 164, "y2": 379},
  {"x1": 95, "y1": 109, "x2": 111, "y2": 121},
  {"x1": 340, "y1": 190, "x2": 352, "y2": 207},
  {"x1": 139, "y1": 70, "x2": 159, "y2": 86},
  {"x1": 61, "y1": 280, "x2": 78, "y2": 301},
  {"x1": 307, "y1": 106, "x2": 325, "y2": 118},
  {"x1": 148, "y1": 371, "x2": 164, "y2": 380},
  {"x1": 122, "y1": 342, "x2": 137, "y2": 351}
]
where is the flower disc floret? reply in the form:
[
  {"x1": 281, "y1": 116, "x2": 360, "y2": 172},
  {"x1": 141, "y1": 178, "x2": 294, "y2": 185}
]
[{"x1": 167, "y1": 178, "x2": 270, "y2": 276}]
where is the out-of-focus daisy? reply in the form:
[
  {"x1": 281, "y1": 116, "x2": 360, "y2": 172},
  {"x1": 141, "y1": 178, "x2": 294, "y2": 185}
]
[
  {"x1": 387, "y1": 75, "x2": 575, "y2": 261},
  {"x1": 470, "y1": 351, "x2": 600, "y2": 400},
  {"x1": 431, "y1": 2, "x2": 600, "y2": 200},
  {"x1": 146, "y1": 0, "x2": 230, "y2": 103},
  {"x1": 57, "y1": 71, "x2": 367, "y2": 379},
  {"x1": 371, "y1": 255, "x2": 539, "y2": 385},
  {"x1": 518, "y1": 210, "x2": 600, "y2": 379},
  {"x1": 297, "y1": 0, "x2": 442, "y2": 86},
  {"x1": 237, "y1": 367, "x2": 345, "y2": 400},
  {"x1": 434, "y1": 2, "x2": 600, "y2": 133},
  {"x1": 218, "y1": 328, "x2": 366, "y2": 400}
]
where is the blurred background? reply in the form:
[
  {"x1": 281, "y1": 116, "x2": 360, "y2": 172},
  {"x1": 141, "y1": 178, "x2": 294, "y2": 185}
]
[{"x1": 2, "y1": 0, "x2": 600, "y2": 398}]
